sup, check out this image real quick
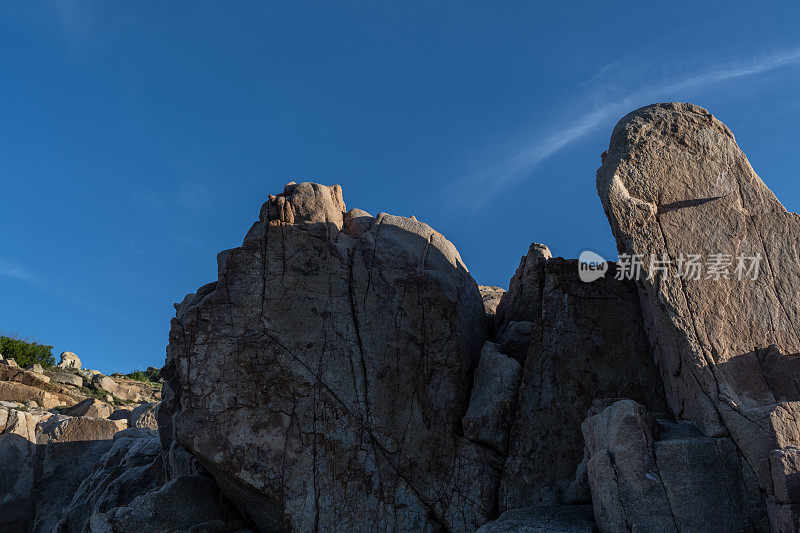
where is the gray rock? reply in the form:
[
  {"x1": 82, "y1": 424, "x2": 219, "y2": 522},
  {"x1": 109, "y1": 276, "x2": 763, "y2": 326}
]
[
  {"x1": 44, "y1": 370, "x2": 83, "y2": 388},
  {"x1": 130, "y1": 402, "x2": 159, "y2": 430},
  {"x1": 476, "y1": 503, "x2": 596, "y2": 533},
  {"x1": 161, "y1": 182, "x2": 491, "y2": 531},
  {"x1": 497, "y1": 256, "x2": 666, "y2": 510},
  {"x1": 463, "y1": 341, "x2": 521, "y2": 454},
  {"x1": 25, "y1": 363, "x2": 44, "y2": 374},
  {"x1": 582, "y1": 400, "x2": 764, "y2": 532}
]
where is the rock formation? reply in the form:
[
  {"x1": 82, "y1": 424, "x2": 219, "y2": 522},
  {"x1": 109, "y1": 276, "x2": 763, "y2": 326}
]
[
  {"x1": 160, "y1": 182, "x2": 494, "y2": 531},
  {"x1": 3, "y1": 103, "x2": 800, "y2": 532},
  {"x1": 496, "y1": 255, "x2": 666, "y2": 510},
  {"x1": 597, "y1": 102, "x2": 800, "y2": 530},
  {"x1": 57, "y1": 351, "x2": 81, "y2": 370}
]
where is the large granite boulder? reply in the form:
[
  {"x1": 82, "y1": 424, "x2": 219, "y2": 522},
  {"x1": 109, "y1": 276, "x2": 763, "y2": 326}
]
[
  {"x1": 57, "y1": 351, "x2": 81, "y2": 370},
  {"x1": 582, "y1": 399, "x2": 764, "y2": 532},
  {"x1": 63, "y1": 398, "x2": 113, "y2": 418},
  {"x1": 44, "y1": 370, "x2": 83, "y2": 388},
  {"x1": 497, "y1": 254, "x2": 666, "y2": 510},
  {"x1": 161, "y1": 182, "x2": 490, "y2": 530},
  {"x1": 597, "y1": 102, "x2": 800, "y2": 526},
  {"x1": 130, "y1": 401, "x2": 159, "y2": 430},
  {"x1": 462, "y1": 341, "x2": 521, "y2": 455}
]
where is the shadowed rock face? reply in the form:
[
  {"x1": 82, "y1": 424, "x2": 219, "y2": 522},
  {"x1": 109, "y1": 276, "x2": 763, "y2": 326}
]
[
  {"x1": 161, "y1": 182, "x2": 490, "y2": 531},
  {"x1": 597, "y1": 102, "x2": 800, "y2": 528},
  {"x1": 496, "y1": 255, "x2": 667, "y2": 511}
]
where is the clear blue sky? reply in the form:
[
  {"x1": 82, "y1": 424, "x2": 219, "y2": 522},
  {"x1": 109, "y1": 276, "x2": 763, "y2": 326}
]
[{"x1": 2, "y1": 2, "x2": 800, "y2": 373}]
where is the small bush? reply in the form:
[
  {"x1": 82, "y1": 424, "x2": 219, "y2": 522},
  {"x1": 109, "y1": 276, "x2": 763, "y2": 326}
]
[
  {"x1": 125, "y1": 368, "x2": 161, "y2": 384},
  {"x1": 0, "y1": 334, "x2": 55, "y2": 368}
]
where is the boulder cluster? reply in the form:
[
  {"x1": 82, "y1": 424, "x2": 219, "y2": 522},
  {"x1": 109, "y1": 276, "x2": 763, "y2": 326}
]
[{"x1": 3, "y1": 102, "x2": 800, "y2": 532}]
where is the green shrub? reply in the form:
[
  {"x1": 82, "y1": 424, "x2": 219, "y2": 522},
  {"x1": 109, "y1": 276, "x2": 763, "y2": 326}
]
[
  {"x1": 0, "y1": 334, "x2": 55, "y2": 368},
  {"x1": 125, "y1": 368, "x2": 161, "y2": 384}
]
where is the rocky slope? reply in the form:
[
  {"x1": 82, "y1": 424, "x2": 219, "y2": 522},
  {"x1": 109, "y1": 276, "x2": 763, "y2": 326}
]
[{"x1": 2, "y1": 102, "x2": 799, "y2": 532}]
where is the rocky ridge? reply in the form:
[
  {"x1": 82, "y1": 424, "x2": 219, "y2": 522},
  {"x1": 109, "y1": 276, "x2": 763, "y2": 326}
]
[{"x1": 2, "y1": 103, "x2": 799, "y2": 531}]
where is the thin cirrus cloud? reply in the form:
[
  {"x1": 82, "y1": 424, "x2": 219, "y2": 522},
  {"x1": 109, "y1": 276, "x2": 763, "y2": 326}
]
[{"x1": 458, "y1": 47, "x2": 800, "y2": 207}]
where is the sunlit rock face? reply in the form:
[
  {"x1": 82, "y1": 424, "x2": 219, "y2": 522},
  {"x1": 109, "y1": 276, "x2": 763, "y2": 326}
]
[{"x1": 597, "y1": 102, "x2": 800, "y2": 529}]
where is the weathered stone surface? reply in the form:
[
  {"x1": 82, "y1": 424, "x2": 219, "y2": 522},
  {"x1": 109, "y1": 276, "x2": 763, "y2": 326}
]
[
  {"x1": 1, "y1": 357, "x2": 19, "y2": 367},
  {"x1": 32, "y1": 416, "x2": 124, "y2": 532},
  {"x1": 495, "y1": 242, "x2": 551, "y2": 330},
  {"x1": 56, "y1": 428, "x2": 163, "y2": 532},
  {"x1": 92, "y1": 374, "x2": 158, "y2": 403},
  {"x1": 0, "y1": 407, "x2": 41, "y2": 532},
  {"x1": 44, "y1": 370, "x2": 83, "y2": 388},
  {"x1": 130, "y1": 401, "x2": 159, "y2": 429},
  {"x1": 476, "y1": 503, "x2": 596, "y2": 533},
  {"x1": 161, "y1": 182, "x2": 489, "y2": 531},
  {"x1": 0, "y1": 365, "x2": 52, "y2": 389},
  {"x1": 63, "y1": 398, "x2": 113, "y2": 418},
  {"x1": 57, "y1": 351, "x2": 81, "y2": 370},
  {"x1": 25, "y1": 363, "x2": 44, "y2": 374},
  {"x1": 583, "y1": 400, "x2": 764, "y2": 532},
  {"x1": 597, "y1": 102, "x2": 800, "y2": 525},
  {"x1": 478, "y1": 285, "x2": 506, "y2": 317},
  {"x1": 0, "y1": 381, "x2": 61, "y2": 409},
  {"x1": 498, "y1": 256, "x2": 666, "y2": 510},
  {"x1": 463, "y1": 341, "x2": 521, "y2": 454}
]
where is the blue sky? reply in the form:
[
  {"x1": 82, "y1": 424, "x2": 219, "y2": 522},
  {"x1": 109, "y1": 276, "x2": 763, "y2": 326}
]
[{"x1": 2, "y1": 2, "x2": 800, "y2": 373}]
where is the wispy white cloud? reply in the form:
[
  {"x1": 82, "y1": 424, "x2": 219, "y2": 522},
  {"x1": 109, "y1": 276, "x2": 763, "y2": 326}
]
[
  {"x1": 0, "y1": 258, "x2": 118, "y2": 316},
  {"x1": 0, "y1": 260, "x2": 42, "y2": 285},
  {"x1": 459, "y1": 47, "x2": 800, "y2": 207}
]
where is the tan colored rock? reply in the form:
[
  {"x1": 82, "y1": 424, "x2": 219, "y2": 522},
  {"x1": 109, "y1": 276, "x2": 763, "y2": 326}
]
[
  {"x1": 92, "y1": 374, "x2": 158, "y2": 403},
  {"x1": 161, "y1": 182, "x2": 490, "y2": 531},
  {"x1": 0, "y1": 358, "x2": 18, "y2": 367},
  {"x1": 57, "y1": 351, "x2": 81, "y2": 370},
  {"x1": 0, "y1": 381, "x2": 60, "y2": 409},
  {"x1": 0, "y1": 365, "x2": 51, "y2": 388},
  {"x1": 597, "y1": 102, "x2": 800, "y2": 527},
  {"x1": 63, "y1": 398, "x2": 113, "y2": 418},
  {"x1": 478, "y1": 285, "x2": 506, "y2": 317}
]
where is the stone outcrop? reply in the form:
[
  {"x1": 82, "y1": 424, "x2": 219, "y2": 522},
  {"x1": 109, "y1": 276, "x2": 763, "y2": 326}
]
[
  {"x1": 462, "y1": 341, "x2": 521, "y2": 455},
  {"x1": 5, "y1": 103, "x2": 800, "y2": 532},
  {"x1": 56, "y1": 428, "x2": 247, "y2": 532},
  {"x1": 497, "y1": 255, "x2": 666, "y2": 510},
  {"x1": 161, "y1": 182, "x2": 493, "y2": 531},
  {"x1": 582, "y1": 399, "x2": 764, "y2": 532},
  {"x1": 130, "y1": 401, "x2": 159, "y2": 429},
  {"x1": 57, "y1": 351, "x2": 81, "y2": 370},
  {"x1": 64, "y1": 398, "x2": 113, "y2": 418},
  {"x1": 597, "y1": 102, "x2": 800, "y2": 528},
  {"x1": 91, "y1": 373, "x2": 160, "y2": 403},
  {"x1": 45, "y1": 370, "x2": 83, "y2": 388}
]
